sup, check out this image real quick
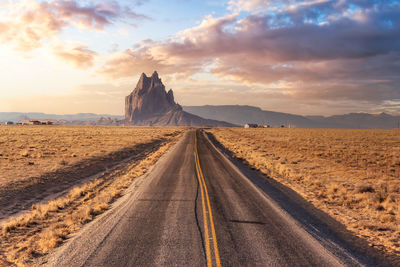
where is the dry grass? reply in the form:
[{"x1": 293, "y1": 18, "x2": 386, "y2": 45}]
[
  {"x1": 0, "y1": 126, "x2": 185, "y2": 266},
  {"x1": 207, "y1": 128, "x2": 400, "y2": 256},
  {"x1": 0, "y1": 126, "x2": 184, "y2": 221},
  {"x1": 0, "y1": 125, "x2": 180, "y2": 186}
]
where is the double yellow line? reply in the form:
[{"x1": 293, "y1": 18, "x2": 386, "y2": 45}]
[{"x1": 194, "y1": 131, "x2": 222, "y2": 267}]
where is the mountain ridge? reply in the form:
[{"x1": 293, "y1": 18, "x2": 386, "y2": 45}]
[
  {"x1": 0, "y1": 112, "x2": 123, "y2": 123},
  {"x1": 2, "y1": 106, "x2": 399, "y2": 129},
  {"x1": 183, "y1": 105, "x2": 400, "y2": 129}
]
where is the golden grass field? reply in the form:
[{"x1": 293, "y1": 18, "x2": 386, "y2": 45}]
[
  {"x1": 0, "y1": 126, "x2": 184, "y2": 266},
  {"x1": 0, "y1": 126, "x2": 182, "y2": 186},
  {"x1": 207, "y1": 128, "x2": 400, "y2": 256}
]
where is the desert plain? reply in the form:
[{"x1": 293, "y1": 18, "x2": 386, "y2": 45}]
[
  {"x1": 1, "y1": 125, "x2": 400, "y2": 266},
  {"x1": 207, "y1": 128, "x2": 400, "y2": 256}
]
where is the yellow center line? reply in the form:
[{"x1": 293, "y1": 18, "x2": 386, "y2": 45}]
[
  {"x1": 194, "y1": 131, "x2": 222, "y2": 267},
  {"x1": 197, "y1": 157, "x2": 222, "y2": 267},
  {"x1": 194, "y1": 134, "x2": 212, "y2": 267}
]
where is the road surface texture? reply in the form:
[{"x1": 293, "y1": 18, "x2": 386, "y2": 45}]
[{"x1": 40, "y1": 130, "x2": 395, "y2": 267}]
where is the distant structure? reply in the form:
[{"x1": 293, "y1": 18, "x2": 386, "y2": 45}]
[
  {"x1": 17, "y1": 120, "x2": 54, "y2": 125},
  {"x1": 40, "y1": 120, "x2": 54, "y2": 125},
  {"x1": 18, "y1": 119, "x2": 30, "y2": 125},
  {"x1": 4, "y1": 121, "x2": 14, "y2": 125},
  {"x1": 29, "y1": 120, "x2": 41, "y2": 125},
  {"x1": 244, "y1": 123, "x2": 272, "y2": 128},
  {"x1": 244, "y1": 123, "x2": 258, "y2": 128}
]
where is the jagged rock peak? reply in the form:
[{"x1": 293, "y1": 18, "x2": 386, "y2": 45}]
[
  {"x1": 136, "y1": 72, "x2": 150, "y2": 91},
  {"x1": 125, "y1": 71, "x2": 179, "y2": 122},
  {"x1": 137, "y1": 71, "x2": 162, "y2": 89},
  {"x1": 167, "y1": 89, "x2": 174, "y2": 104}
]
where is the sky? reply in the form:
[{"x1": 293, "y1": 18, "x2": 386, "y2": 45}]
[{"x1": 0, "y1": 0, "x2": 399, "y2": 116}]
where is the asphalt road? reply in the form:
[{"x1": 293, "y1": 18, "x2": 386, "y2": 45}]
[{"x1": 41, "y1": 130, "x2": 388, "y2": 267}]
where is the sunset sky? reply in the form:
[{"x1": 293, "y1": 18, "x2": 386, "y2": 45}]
[{"x1": 0, "y1": 0, "x2": 399, "y2": 116}]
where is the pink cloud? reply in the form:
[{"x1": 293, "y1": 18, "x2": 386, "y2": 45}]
[
  {"x1": 52, "y1": 43, "x2": 98, "y2": 68},
  {"x1": 98, "y1": 47, "x2": 207, "y2": 79},
  {"x1": 0, "y1": 0, "x2": 148, "y2": 51},
  {"x1": 0, "y1": 1, "x2": 65, "y2": 51}
]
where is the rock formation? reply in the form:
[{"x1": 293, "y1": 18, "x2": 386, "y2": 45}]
[{"x1": 125, "y1": 71, "x2": 234, "y2": 126}]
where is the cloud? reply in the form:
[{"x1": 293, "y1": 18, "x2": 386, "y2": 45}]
[
  {"x1": 0, "y1": 0, "x2": 65, "y2": 51},
  {"x1": 0, "y1": 23, "x2": 8, "y2": 34},
  {"x1": 98, "y1": 1, "x2": 400, "y2": 107},
  {"x1": 227, "y1": 0, "x2": 272, "y2": 12},
  {"x1": 157, "y1": 9, "x2": 399, "y2": 62},
  {"x1": 97, "y1": 14, "x2": 234, "y2": 79},
  {"x1": 52, "y1": 0, "x2": 120, "y2": 30},
  {"x1": 53, "y1": 0, "x2": 149, "y2": 30},
  {"x1": 0, "y1": 0, "x2": 149, "y2": 51},
  {"x1": 98, "y1": 46, "x2": 207, "y2": 79},
  {"x1": 52, "y1": 43, "x2": 98, "y2": 68}
]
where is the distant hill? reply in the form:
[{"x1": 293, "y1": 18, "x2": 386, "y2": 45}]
[
  {"x1": 0, "y1": 112, "x2": 124, "y2": 123},
  {"x1": 183, "y1": 105, "x2": 400, "y2": 129},
  {"x1": 311, "y1": 112, "x2": 400, "y2": 129},
  {"x1": 183, "y1": 105, "x2": 326, "y2": 127}
]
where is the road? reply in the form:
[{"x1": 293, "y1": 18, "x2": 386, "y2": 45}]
[{"x1": 41, "y1": 130, "x2": 389, "y2": 267}]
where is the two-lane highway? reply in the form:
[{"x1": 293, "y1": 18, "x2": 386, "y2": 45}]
[
  {"x1": 194, "y1": 132, "x2": 221, "y2": 267},
  {"x1": 42, "y1": 130, "x2": 383, "y2": 266}
]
